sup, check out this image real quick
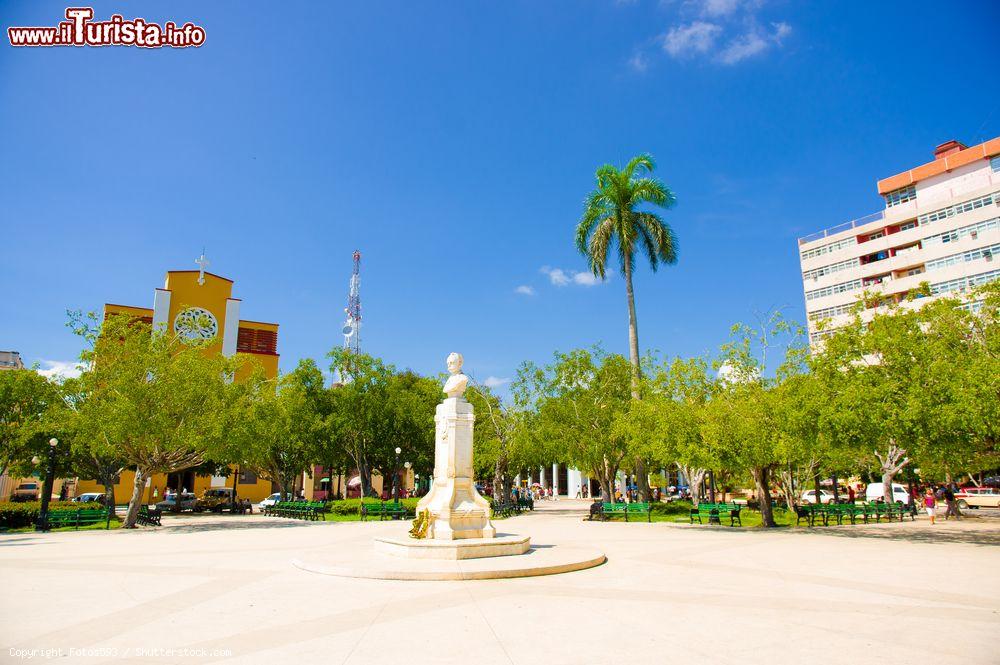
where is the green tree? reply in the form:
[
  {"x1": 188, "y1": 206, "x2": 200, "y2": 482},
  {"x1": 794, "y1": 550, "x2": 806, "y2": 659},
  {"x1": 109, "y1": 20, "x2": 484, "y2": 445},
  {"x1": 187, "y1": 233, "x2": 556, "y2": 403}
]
[
  {"x1": 73, "y1": 313, "x2": 241, "y2": 527},
  {"x1": 522, "y1": 348, "x2": 632, "y2": 501},
  {"x1": 234, "y1": 360, "x2": 325, "y2": 500},
  {"x1": 0, "y1": 368, "x2": 61, "y2": 479}
]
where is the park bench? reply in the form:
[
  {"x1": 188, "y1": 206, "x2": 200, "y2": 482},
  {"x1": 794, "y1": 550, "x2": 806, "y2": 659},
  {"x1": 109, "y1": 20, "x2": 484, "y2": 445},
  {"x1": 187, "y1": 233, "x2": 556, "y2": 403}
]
[
  {"x1": 491, "y1": 501, "x2": 517, "y2": 519},
  {"x1": 47, "y1": 507, "x2": 111, "y2": 530},
  {"x1": 360, "y1": 501, "x2": 408, "y2": 521},
  {"x1": 137, "y1": 505, "x2": 162, "y2": 526},
  {"x1": 689, "y1": 502, "x2": 742, "y2": 526},
  {"x1": 592, "y1": 502, "x2": 652, "y2": 522},
  {"x1": 265, "y1": 501, "x2": 327, "y2": 521}
]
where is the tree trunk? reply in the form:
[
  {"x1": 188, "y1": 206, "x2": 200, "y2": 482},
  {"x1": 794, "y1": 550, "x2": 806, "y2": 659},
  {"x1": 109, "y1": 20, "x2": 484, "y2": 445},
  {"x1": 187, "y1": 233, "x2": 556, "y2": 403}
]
[
  {"x1": 123, "y1": 467, "x2": 148, "y2": 528},
  {"x1": 875, "y1": 441, "x2": 908, "y2": 505},
  {"x1": 751, "y1": 466, "x2": 775, "y2": 528},
  {"x1": 102, "y1": 482, "x2": 117, "y2": 516},
  {"x1": 623, "y1": 252, "x2": 642, "y2": 400},
  {"x1": 709, "y1": 471, "x2": 717, "y2": 503},
  {"x1": 678, "y1": 465, "x2": 706, "y2": 508},
  {"x1": 635, "y1": 459, "x2": 651, "y2": 502},
  {"x1": 778, "y1": 466, "x2": 796, "y2": 511},
  {"x1": 813, "y1": 472, "x2": 822, "y2": 505},
  {"x1": 832, "y1": 473, "x2": 839, "y2": 503}
]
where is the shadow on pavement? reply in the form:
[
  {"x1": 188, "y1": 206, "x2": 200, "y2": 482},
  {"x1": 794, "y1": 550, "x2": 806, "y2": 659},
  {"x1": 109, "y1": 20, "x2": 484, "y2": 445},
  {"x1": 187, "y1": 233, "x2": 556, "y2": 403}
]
[
  {"x1": 798, "y1": 523, "x2": 1000, "y2": 547},
  {"x1": 159, "y1": 519, "x2": 319, "y2": 534}
]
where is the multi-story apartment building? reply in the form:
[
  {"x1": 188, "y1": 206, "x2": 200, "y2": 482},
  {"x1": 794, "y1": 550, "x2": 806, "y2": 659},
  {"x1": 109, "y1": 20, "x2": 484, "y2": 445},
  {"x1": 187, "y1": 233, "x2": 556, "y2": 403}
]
[
  {"x1": 798, "y1": 137, "x2": 1000, "y2": 344},
  {"x1": 0, "y1": 351, "x2": 25, "y2": 369}
]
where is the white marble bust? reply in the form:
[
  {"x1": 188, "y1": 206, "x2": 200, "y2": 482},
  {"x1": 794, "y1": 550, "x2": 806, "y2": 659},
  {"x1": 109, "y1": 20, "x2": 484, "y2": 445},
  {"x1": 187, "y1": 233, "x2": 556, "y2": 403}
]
[{"x1": 442, "y1": 352, "x2": 468, "y2": 399}]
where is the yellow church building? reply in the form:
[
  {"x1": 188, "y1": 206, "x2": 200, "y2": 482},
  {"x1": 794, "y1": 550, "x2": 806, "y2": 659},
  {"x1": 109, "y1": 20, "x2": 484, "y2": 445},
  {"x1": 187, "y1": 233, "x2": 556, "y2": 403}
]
[{"x1": 76, "y1": 261, "x2": 280, "y2": 503}]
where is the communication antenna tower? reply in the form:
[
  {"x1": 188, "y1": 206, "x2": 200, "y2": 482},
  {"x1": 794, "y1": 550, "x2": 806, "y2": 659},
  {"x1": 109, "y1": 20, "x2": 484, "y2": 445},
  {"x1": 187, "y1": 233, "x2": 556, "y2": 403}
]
[{"x1": 341, "y1": 250, "x2": 362, "y2": 356}]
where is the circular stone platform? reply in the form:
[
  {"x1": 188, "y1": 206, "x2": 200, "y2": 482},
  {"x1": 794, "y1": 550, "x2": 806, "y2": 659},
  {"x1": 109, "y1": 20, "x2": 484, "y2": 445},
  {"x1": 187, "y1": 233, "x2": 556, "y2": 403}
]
[
  {"x1": 374, "y1": 534, "x2": 530, "y2": 560},
  {"x1": 292, "y1": 541, "x2": 606, "y2": 581}
]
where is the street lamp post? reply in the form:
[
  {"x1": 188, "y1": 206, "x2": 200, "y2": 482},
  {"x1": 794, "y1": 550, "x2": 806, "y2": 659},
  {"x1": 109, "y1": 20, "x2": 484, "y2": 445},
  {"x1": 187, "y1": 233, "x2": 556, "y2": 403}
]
[
  {"x1": 393, "y1": 447, "x2": 401, "y2": 505},
  {"x1": 35, "y1": 438, "x2": 59, "y2": 532}
]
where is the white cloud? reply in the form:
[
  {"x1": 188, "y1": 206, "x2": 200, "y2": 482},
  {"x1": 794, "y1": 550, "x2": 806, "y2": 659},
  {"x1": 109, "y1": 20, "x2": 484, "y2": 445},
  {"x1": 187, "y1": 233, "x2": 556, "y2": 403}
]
[
  {"x1": 540, "y1": 266, "x2": 604, "y2": 288},
  {"x1": 540, "y1": 266, "x2": 570, "y2": 287},
  {"x1": 716, "y1": 22, "x2": 791, "y2": 64},
  {"x1": 483, "y1": 376, "x2": 511, "y2": 388},
  {"x1": 656, "y1": 2, "x2": 792, "y2": 66},
  {"x1": 36, "y1": 359, "x2": 83, "y2": 380},
  {"x1": 698, "y1": 0, "x2": 742, "y2": 17},
  {"x1": 514, "y1": 285, "x2": 536, "y2": 296},
  {"x1": 771, "y1": 21, "x2": 791, "y2": 42},
  {"x1": 628, "y1": 52, "x2": 649, "y2": 72},
  {"x1": 662, "y1": 21, "x2": 721, "y2": 58}
]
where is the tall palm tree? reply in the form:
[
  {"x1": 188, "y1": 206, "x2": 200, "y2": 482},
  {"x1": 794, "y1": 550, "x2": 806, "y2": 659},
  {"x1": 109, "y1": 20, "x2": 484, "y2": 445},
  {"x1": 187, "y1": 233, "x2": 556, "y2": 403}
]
[{"x1": 575, "y1": 153, "x2": 678, "y2": 398}]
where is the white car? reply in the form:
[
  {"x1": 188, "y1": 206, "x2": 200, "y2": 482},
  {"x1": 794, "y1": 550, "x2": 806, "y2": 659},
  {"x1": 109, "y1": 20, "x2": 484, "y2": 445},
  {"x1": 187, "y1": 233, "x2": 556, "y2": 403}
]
[
  {"x1": 72, "y1": 492, "x2": 105, "y2": 503},
  {"x1": 955, "y1": 487, "x2": 1000, "y2": 510},
  {"x1": 258, "y1": 493, "x2": 282, "y2": 509},
  {"x1": 866, "y1": 482, "x2": 911, "y2": 505},
  {"x1": 801, "y1": 489, "x2": 834, "y2": 504}
]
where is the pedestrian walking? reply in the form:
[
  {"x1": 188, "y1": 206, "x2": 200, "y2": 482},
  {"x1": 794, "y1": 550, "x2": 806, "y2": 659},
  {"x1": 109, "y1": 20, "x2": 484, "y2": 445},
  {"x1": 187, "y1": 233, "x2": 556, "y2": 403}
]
[{"x1": 923, "y1": 488, "x2": 937, "y2": 525}]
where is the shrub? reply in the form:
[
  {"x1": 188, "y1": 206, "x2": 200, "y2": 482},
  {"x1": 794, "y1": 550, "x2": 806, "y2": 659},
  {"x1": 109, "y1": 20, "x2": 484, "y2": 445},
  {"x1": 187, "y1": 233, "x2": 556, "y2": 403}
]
[
  {"x1": 650, "y1": 500, "x2": 693, "y2": 516},
  {"x1": 325, "y1": 497, "x2": 420, "y2": 516},
  {"x1": 0, "y1": 501, "x2": 79, "y2": 529}
]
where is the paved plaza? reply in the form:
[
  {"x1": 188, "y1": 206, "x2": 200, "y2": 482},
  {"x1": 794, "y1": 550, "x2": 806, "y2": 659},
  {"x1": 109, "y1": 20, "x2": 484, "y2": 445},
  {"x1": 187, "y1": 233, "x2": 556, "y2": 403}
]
[{"x1": 2, "y1": 500, "x2": 998, "y2": 664}]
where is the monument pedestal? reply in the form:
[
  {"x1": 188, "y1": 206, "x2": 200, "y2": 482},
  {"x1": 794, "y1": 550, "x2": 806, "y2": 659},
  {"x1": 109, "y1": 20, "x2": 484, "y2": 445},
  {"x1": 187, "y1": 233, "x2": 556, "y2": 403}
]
[{"x1": 414, "y1": 396, "x2": 497, "y2": 541}]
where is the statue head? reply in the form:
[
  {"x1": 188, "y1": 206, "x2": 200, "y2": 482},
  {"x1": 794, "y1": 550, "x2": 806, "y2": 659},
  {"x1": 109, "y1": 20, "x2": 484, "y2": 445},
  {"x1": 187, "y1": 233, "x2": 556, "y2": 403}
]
[{"x1": 446, "y1": 352, "x2": 463, "y2": 375}]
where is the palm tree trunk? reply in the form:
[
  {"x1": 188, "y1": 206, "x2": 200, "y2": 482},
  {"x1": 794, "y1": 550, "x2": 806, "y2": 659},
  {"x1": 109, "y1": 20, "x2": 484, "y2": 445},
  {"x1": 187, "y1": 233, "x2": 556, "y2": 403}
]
[{"x1": 623, "y1": 252, "x2": 641, "y2": 400}]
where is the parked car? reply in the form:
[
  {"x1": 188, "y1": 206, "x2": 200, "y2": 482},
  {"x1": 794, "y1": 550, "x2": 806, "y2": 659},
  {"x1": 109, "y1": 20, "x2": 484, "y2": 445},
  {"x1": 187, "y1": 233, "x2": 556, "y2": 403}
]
[
  {"x1": 155, "y1": 492, "x2": 197, "y2": 512},
  {"x1": 11, "y1": 482, "x2": 40, "y2": 501},
  {"x1": 865, "y1": 482, "x2": 911, "y2": 505},
  {"x1": 195, "y1": 488, "x2": 237, "y2": 513},
  {"x1": 801, "y1": 489, "x2": 834, "y2": 504},
  {"x1": 956, "y1": 486, "x2": 1000, "y2": 510},
  {"x1": 72, "y1": 492, "x2": 105, "y2": 504},
  {"x1": 259, "y1": 492, "x2": 282, "y2": 509}
]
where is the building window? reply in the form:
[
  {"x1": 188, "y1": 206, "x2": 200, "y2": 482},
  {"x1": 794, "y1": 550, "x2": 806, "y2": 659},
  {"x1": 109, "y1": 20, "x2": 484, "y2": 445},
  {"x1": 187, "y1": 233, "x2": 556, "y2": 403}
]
[
  {"x1": 930, "y1": 269, "x2": 1000, "y2": 296},
  {"x1": 884, "y1": 185, "x2": 916, "y2": 208},
  {"x1": 238, "y1": 470, "x2": 258, "y2": 485},
  {"x1": 236, "y1": 327, "x2": 278, "y2": 355},
  {"x1": 805, "y1": 278, "x2": 863, "y2": 301},
  {"x1": 919, "y1": 192, "x2": 997, "y2": 225},
  {"x1": 899, "y1": 221, "x2": 917, "y2": 231},
  {"x1": 992, "y1": 156, "x2": 1000, "y2": 173},
  {"x1": 923, "y1": 216, "x2": 1000, "y2": 246},
  {"x1": 802, "y1": 257, "x2": 859, "y2": 281},
  {"x1": 925, "y1": 243, "x2": 1000, "y2": 272},
  {"x1": 800, "y1": 237, "x2": 857, "y2": 261}
]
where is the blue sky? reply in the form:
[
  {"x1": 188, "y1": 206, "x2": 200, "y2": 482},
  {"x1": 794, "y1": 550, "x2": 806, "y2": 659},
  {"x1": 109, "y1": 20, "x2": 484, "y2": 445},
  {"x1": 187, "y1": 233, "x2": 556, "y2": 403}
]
[{"x1": 2, "y1": 0, "x2": 998, "y2": 388}]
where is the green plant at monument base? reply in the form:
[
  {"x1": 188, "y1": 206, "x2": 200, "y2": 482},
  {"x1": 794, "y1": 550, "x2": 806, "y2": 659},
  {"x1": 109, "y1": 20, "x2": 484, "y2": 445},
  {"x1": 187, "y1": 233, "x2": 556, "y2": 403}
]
[{"x1": 409, "y1": 508, "x2": 431, "y2": 539}]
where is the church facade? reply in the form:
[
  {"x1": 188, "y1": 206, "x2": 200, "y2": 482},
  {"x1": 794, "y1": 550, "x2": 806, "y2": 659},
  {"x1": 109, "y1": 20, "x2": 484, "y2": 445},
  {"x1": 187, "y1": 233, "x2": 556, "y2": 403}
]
[{"x1": 75, "y1": 267, "x2": 280, "y2": 503}]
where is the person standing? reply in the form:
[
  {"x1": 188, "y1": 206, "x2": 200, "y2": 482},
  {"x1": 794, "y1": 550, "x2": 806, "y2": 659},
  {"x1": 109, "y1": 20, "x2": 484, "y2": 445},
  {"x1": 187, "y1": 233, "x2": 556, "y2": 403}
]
[
  {"x1": 923, "y1": 488, "x2": 937, "y2": 525},
  {"x1": 942, "y1": 484, "x2": 958, "y2": 520},
  {"x1": 847, "y1": 486, "x2": 856, "y2": 504}
]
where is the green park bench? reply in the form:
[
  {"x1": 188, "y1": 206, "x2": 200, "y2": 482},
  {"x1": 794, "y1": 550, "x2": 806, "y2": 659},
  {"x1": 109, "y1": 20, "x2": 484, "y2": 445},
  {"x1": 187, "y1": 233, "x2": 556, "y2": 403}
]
[
  {"x1": 592, "y1": 502, "x2": 651, "y2": 522},
  {"x1": 360, "y1": 501, "x2": 409, "y2": 521},
  {"x1": 265, "y1": 501, "x2": 326, "y2": 521},
  {"x1": 490, "y1": 501, "x2": 517, "y2": 519},
  {"x1": 689, "y1": 502, "x2": 742, "y2": 526},
  {"x1": 137, "y1": 505, "x2": 162, "y2": 526},
  {"x1": 47, "y1": 507, "x2": 111, "y2": 530}
]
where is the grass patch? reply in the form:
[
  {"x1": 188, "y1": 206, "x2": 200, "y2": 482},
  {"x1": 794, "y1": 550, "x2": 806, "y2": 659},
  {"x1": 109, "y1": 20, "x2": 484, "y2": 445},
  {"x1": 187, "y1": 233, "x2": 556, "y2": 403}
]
[{"x1": 4, "y1": 519, "x2": 123, "y2": 533}]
